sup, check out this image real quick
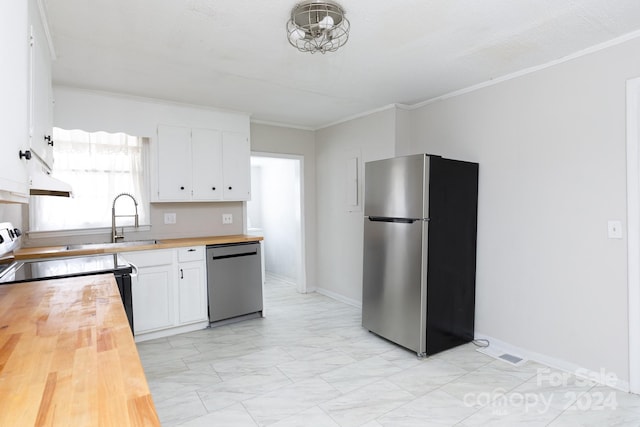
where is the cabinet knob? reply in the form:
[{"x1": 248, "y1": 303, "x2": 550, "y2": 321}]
[
  {"x1": 19, "y1": 150, "x2": 32, "y2": 160},
  {"x1": 212, "y1": 187, "x2": 216, "y2": 191},
  {"x1": 180, "y1": 186, "x2": 185, "y2": 190},
  {"x1": 228, "y1": 186, "x2": 232, "y2": 190},
  {"x1": 180, "y1": 268, "x2": 184, "y2": 279},
  {"x1": 44, "y1": 135, "x2": 54, "y2": 146}
]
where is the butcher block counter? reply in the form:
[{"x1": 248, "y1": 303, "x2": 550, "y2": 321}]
[
  {"x1": 14, "y1": 234, "x2": 263, "y2": 260},
  {"x1": 0, "y1": 274, "x2": 160, "y2": 426}
]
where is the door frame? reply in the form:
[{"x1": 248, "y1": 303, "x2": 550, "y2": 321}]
[
  {"x1": 248, "y1": 152, "x2": 307, "y2": 294},
  {"x1": 627, "y1": 77, "x2": 640, "y2": 394}
]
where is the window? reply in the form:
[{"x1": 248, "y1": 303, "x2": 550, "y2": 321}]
[{"x1": 30, "y1": 128, "x2": 150, "y2": 232}]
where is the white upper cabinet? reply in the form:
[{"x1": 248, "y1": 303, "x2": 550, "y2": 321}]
[
  {"x1": 192, "y1": 128, "x2": 223, "y2": 201},
  {"x1": 28, "y1": 0, "x2": 54, "y2": 170},
  {"x1": 157, "y1": 125, "x2": 192, "y2": 201},
  {"x1": 154, "y1": 125, "x2": 250, "y2": 202},
  {"x1": 0, "y1": 0, "x2": 56, "y2": 203},
  {"x1": 0, "y1": 1, "x2": 31, "y2": 202},
  {"x1": 222, "y1": 131, "x2": 251, "y2": 201}
]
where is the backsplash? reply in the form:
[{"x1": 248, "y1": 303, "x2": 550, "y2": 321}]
[{"x1": 20, "y1": 201, "x2": 245, "y2": 247}]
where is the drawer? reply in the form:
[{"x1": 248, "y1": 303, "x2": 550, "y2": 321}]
[
  {"x1": 178, "y1": 246, "x2": 204, "y2": 262},
  {"x1": 121, "y1": 249, "x2": 173, "y2": 267}
]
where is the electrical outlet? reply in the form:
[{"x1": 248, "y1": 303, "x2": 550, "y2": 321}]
[
  {"x1": 164, "y1": 213, "x2": 177, "y2": 224},
  {"x1": 222, "y1": 213, "x2": 233, "y2": 225}
]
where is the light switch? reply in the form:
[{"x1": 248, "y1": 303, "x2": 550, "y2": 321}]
[
  {"x1": 608, "y1": 220, "x2": 622, "y2": 239},
  {"x1": 222, "y1": 213, "x2": 233, "y2": 225},
  {"x1": 164, "y1": 213, "x2": 177, "y2": 224}
]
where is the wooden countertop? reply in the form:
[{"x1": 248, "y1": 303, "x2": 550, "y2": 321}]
[
  {"x1": 0, "y1": 274, "x2": 160, "y2": 426},
  {"x1": 14, "y1": 234, "x2": 264, "y2": 260}
]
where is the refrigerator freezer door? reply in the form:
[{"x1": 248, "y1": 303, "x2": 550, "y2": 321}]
[
  {"x1": 362, "y1": 218, "x2": 426, "y2": 354},
  {"x1": 364, "y1": 155, "x2": 427, "y2": 219}
]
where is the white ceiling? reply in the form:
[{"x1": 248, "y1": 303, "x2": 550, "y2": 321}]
[{"x1": 46, "y1": 0, "x2": 640, "y2": 129}]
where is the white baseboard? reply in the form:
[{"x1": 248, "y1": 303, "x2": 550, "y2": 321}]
[
  {"x1": 265, "y1": 272, "x2": 298, "y2": 286},
  {"x1": 134, "y1": 320, "x2": 209, "y2": 343},
  {"x1": 475, "y1": 332, "x2": 630, "y2": 393},
  {"x1": 315, "y1": 287, "x2": 362, "y2": 309}
]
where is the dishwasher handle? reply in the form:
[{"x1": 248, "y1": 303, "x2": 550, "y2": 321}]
[{"x1": 211, "y1": 250, "x2": 258, "y2": 261}]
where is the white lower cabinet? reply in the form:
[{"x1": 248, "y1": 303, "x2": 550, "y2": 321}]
[
  {"x1": 134, "y1": 263, "x2": 174, "y2": 332},
  {"x1": 177, "y1": 247, "x2": 207, "y2": 325},
  {"x1": 123, "y1": 246, "x2": 208, "y2": 341}
]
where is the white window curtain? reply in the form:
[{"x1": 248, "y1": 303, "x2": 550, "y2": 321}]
[{"x1": 30, "y1": 128, "x2": 149, "y2": 231}]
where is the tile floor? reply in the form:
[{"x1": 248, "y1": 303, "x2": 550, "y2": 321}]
[{"x1": 137, "y1": 276, "x2": 640, "y2": 426}]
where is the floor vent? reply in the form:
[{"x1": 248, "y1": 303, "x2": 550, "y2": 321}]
[{"x1": 477, "y1": 345, "x2": 527, "y2": 367}]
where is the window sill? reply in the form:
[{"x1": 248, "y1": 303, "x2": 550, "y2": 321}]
[{"x1": 27, "y1": 225, "x2": 152, "y2": 240}]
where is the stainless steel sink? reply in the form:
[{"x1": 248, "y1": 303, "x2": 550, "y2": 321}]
[{"x1": 65, "y1": 240, "x2": 159, "y2": 250}]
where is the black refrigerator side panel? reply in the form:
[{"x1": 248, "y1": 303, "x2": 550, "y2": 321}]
[{"x1": 425, "y1": 157, "x2": 478, "y2": 355}]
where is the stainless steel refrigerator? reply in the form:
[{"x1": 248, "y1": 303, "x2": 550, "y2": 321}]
[{"x1": 362, "y1": 154, "x2": 478, "y2": 357}]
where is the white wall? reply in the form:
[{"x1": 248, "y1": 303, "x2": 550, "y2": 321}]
[
  {"x1": 312, "y1": 36, "x2": 640, "y2": 385},
  {"x1": 250, "y1": 123, "x2": 316, "y2": 291},
  {"x1": 31, "y1": 86, "x2": 250, "y2": 245},
  {"x1": 398, "y1": 37, "x2": 639, "y2": 382},
  {"x1": 315, "y1": 108, "x2": 396, "y2": 304}
]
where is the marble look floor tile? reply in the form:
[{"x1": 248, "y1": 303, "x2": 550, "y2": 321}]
[
  {"x1": 178, "y1": 402, "x2": 258, "y2": 427},
  {"x1": 186, "y1": 340, "x2": 260, "y2": 364},
  {"x1": 338, "y1": 335, "x2": 401, "y2": 361},
  {"x1": 138, "y1": 275, "x2": 639, "y2": 427},
  {"x1": 136, "y1": 337, "x2": 172, "y2": 353},
  {"x1": 431, "y1": 343, "x2": 494, "y2": 372},
  {"x1": 482, "y1": 359, "x2": 550, "y2": 382},
  {"x1": 320, "y1": 379, "x2": 415, "y2": 427},
  {"x1": 197, "y1": 367, "x2": 292, "y2": 411},
  {"x1": 547, "y1": 385, "x2": 640, "y2": 426},
  {"x1": 458, "y1": 400, "x2": 563, "y2": 426},
  {"x1": 376, "y1": 389, "x2": 478, "y2": 426},
  {"x1": 153, "y1": 390, "x2": 207, "y2": 426},
  {"x1": 269, "y1": 406, "x2": 340, "y2": 427},
  {"x1": 142, "y1": 358, "x2": 190, "y2": 381},
  {"x1": 148, "y1": 370, "x2": 222, "y2": 403},
  {"x1": 242, "y1": 378, "x2": 340, "y2": 426},
  {"x1": 320, "y1": 355, "x2": 404, "y2": 394},
  {"x1": 440, "y1": 362, "x2": 530, "y2": 402},
  {"x1": 387, "y1": 358, "x2": 469, "y2": 396},
  {"x1": 137, "y1": 344, "x2": 201, "y2": 366},
  {"x1": 211, "y1": 347, "x2": 295, "y2": 379},
  {"x1": 509, "y1": 370, "x2": 597, "y2": 412},
  {"x1": 377, "y1": 347, "x2": 424, "y2": 370},
  {"x1": 276, "y1": 349, "x2": 357, "y2": 382}
]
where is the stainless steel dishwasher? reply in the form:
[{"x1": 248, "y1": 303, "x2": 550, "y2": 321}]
[{"x1": 206, "y1": 242, "x2": 263, "y2": 323}]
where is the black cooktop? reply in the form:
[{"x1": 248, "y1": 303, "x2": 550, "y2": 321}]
[{"x1": 0, "y1": 254, "x2": 132, "y2": 284}]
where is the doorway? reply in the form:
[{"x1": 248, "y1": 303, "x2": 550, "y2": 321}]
[
  {"x1": 627, "y1": 76, "x2": 640, "y2": 394},
  {"x1": 248, "y1": 153, "x2": 306, "y2": 293}
]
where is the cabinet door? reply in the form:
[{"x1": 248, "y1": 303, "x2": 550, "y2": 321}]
[
  {"x1": 178, "y1": 261, "x2": 207, "y2": 324},
  {"x1": 29, "y1": 0, "x2": 54, "y2": 169},
  {"x1": 157, "y1": 125, "x2": 192, "y2": 201},
  {"x1": 191, "y1": 128, "x2": 223, "y2": 201},
  {"x1": 0, "y1": 1, "x2": 29, "y2": 201},
  {"x1": 222, "y1": 131, "x2": 251, "y2": 200},
  {"x1": 132, "y1": 265, "x2": 175, "y2": 333}
]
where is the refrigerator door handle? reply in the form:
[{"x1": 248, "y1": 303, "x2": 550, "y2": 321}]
[{"x1": 366, "y1": 216, "x2": 429, "y2": 223}]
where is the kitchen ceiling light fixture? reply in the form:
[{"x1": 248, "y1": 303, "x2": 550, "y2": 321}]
[{"x1": 286, "y1": 0, "x2": 350, "y2": 54}]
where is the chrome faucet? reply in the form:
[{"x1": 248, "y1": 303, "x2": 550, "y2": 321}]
[{"x1": 112, "y1": 193, "x2": 139, "y2": 243}]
